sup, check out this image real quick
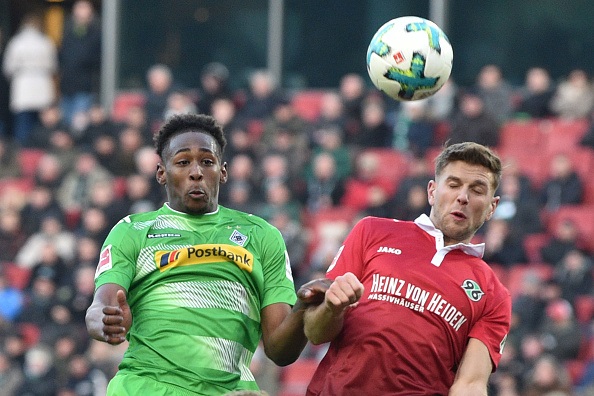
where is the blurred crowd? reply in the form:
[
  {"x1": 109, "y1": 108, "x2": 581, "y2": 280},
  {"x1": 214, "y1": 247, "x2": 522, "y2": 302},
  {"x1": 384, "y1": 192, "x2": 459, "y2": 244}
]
[{"x1": 1, "y1": 2, "x2": 594, "y2": 395}]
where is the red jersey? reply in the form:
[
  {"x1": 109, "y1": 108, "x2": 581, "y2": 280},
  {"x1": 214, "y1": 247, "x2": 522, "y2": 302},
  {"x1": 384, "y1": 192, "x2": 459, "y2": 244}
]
[{"x1": 307, "y1": 215, "x2": 511, "y2": 396}]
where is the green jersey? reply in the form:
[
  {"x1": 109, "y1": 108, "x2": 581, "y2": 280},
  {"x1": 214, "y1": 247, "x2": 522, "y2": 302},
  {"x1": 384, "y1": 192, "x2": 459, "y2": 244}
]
[{"x1": 95, "y1": 203, "x2": 297, "y2": 395}]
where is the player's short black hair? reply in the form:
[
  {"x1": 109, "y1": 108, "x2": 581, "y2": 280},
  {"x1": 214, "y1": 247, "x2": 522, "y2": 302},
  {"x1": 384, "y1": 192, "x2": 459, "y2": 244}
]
[
  {"x1": 153, "y1": 113, "x2": 227, "y2": 160},
  {"x1": 435, "y1": 141, "x2": 502, "y2": 191}
]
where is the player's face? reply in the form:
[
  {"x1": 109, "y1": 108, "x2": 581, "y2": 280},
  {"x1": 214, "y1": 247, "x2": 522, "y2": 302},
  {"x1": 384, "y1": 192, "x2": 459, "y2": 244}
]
[
  {"x1": 427, "y1": 161, "x2": 499, "y2": 246},
  {"x1": 157, "y1": 131, "x2": 227, "y2": 215}
]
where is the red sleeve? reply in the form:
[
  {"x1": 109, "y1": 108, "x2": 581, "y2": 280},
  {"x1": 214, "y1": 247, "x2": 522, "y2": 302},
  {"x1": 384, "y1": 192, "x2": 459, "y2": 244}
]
[
  {"x1": 468, "y1": 282, "x2": 512, "y2": 370},
  {"x1": 326, "y1": 217, "x2": 372, "y2": 280}
]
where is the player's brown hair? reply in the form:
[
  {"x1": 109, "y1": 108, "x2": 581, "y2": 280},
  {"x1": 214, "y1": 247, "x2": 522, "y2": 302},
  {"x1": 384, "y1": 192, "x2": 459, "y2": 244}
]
[{"x1": 434, "y1": 142, "x2": 502, "y2": 191}]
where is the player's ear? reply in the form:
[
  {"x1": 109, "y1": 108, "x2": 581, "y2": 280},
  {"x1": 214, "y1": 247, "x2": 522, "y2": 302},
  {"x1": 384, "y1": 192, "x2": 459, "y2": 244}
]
[
  {"x1": 220, "y1": 162, "x2": 228, "y2": 184},
  {"x1": 485, "y1": 195, "x2": 500, "y2": 221},
  {"x1": 427, "y1": 180, "x2": 436, "y2": 205},
  {"x1": 156, "y1": 163, "x2": 167, "y2": 185}
]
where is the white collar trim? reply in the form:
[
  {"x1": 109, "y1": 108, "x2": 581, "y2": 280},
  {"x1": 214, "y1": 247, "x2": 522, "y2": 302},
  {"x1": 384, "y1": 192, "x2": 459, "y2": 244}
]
[{"x1": 414, "y1": 214, "x2": 485, "y2": 267}]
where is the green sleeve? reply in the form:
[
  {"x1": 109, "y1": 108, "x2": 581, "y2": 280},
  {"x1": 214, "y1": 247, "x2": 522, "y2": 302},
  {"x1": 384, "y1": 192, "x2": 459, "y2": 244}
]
[
  {"x1": 260, "y1": 225, "x2": 297, "y2": 308},
  {"x1": 94, "y1": 216, "x2": 139, "y2": 291}
]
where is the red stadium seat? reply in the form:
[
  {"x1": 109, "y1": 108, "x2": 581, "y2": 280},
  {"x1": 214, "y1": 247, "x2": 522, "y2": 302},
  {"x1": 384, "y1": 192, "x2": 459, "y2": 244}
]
[
  {"x1": 360, "y1": 148, "x2": 411, "y2": 196},
  {"x1": 291, "y1": 90, "x2": 326, "y2": 122},
  {"x1": 3, "y1": 262, "x2": 31, "y2": 290},
  {"x1": 506, "y1": 263, "x2": 554, "y2": 299},
  {"x1": 541, "y1": 118, "x2": 590, "y2": 154},
  {"x1": 278, "y1": 358, "x2": 319, "y2": 396},
  {"x1": 546, "y1": 205, "x2": 594, "y2": 253},
  {"x1": 17, "y1": 148, "x2": 45, "y2": 178},
  {"x1": 111, "y1": 91, "x2": 146, "y2": 122},
  {"x1": 522, "y1": 233, "x2": 550, "y2": 263},
  {"x1": 574, "y1": 295, "x2": 594, "y2": 325},
  {"x1": 498, "y1": 120, "x2": 544, "y2": 154}
]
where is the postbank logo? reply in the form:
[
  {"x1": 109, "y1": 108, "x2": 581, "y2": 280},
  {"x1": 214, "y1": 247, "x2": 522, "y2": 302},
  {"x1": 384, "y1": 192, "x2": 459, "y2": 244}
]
[{"x1": 154, "y1": 244, "x2": 254, "y2": 273}]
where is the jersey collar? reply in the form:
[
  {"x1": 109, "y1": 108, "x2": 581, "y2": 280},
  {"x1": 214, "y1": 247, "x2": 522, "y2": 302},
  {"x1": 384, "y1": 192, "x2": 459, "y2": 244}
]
[
  {"x1": 163, "y1": 202, "x2": 220, "y2": 216},
  {"x1": 414, "y1": 214, "x2": 485, "y2": 267}
]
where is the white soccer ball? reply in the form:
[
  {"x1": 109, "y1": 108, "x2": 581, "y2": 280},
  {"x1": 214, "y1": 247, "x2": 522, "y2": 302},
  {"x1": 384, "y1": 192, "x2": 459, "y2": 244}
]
[{"x1": 366, "y1": 16, "x2": 453, "y2": 101}]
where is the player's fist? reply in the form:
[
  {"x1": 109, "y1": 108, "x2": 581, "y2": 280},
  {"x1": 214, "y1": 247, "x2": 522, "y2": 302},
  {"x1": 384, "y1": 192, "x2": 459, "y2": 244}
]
[{"x1": 324, "y1": 272, "x2": 364, "y2": 314}]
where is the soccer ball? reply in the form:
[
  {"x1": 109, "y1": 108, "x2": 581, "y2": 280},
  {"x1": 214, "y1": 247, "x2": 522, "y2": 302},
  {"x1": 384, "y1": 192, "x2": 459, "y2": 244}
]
[{"x1": 366, "y1": 16, "x2": 453, "y2": 101}]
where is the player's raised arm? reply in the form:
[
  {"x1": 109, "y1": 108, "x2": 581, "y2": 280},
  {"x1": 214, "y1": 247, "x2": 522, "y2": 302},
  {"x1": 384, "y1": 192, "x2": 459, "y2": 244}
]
[
  {"x1": 302, "y1": 272, "x2": 364, "y2": 345},
  {"x1": 86, "y1": 283, "x2": 132, "y2": 345}
]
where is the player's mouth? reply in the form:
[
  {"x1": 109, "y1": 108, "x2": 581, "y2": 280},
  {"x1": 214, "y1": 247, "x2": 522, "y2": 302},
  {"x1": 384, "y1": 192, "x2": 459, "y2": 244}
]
[
  {"x1": 188, "y1": 188, "x2": 206, "y2": 199},
  {"x1": 450, "y1": 211, "x2": 467, "y2": 220}
]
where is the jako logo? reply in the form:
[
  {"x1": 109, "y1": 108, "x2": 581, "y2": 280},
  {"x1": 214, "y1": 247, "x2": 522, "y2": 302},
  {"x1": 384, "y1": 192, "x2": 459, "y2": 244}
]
[{"x1": 377, "y1": 246, "x2": 402, "y2": 255}]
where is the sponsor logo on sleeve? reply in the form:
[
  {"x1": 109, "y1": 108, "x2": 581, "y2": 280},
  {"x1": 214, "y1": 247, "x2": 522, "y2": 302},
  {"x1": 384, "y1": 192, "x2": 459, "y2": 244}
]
[{"x1": 95, "y1": 245, "x2": 113, "y2": 279}]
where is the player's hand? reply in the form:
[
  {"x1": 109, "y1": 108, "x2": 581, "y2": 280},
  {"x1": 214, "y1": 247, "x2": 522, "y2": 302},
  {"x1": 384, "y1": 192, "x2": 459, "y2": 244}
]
[
  {"x1": 297, "y1": 278, "x2": 333, "y2": 305},
  {"x1": 324, "y1": 272, "x2": 364, "y2": 315},
  {"x1": 100, "y1": 289, "x2": 132, "y2": 345}
]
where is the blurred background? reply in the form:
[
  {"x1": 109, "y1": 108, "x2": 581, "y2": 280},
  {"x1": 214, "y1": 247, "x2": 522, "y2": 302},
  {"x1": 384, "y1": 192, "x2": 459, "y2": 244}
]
[{"x1": 1, "y1": 1, "x2": 594, "y2": 395}]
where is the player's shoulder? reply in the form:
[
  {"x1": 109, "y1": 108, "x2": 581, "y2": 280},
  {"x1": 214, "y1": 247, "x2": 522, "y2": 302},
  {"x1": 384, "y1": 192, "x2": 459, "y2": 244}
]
[
  {"x1": 110, "y1": 209, "x2": 161, "y2": 230},
  {"x1": 219, "y1": 205, "x2": 275, "y2": 228},
  {"x1": 356, "y1": 215, "x2": 413, "y2": 229}
]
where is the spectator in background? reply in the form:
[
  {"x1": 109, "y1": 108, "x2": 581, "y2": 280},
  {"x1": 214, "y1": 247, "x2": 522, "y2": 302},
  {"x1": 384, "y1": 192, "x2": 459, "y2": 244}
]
[
  {"x1": 14, "y1": 343, "x2": 58, "y2": 396},
  {"x1": 58, "y1": 0, "x2": 102, "y2": 128},
  {"x1": 256, "y1": 181, "x2": 302, "y2": 223},
  {"x1": 482, "y1": 218, "x2": 528, "y2": 267},
  {"x1": 19, "y1": 183, "x2": 64, "y2": 236},
  {"x1": 144, "y1": 64, "x2": 176, "y2": 132},
  {"x1": 15, "y1": 213, "x2": 76, "y2": 270},
  {"x1": 308, "y1": 126, "x2": 352, "y2": 181},
  {"x1": 447, "y1": 89, "x2": 501, "y2": 147},
  {"x1": 0, "y1": 350, "x2": 24, "y2": 395},
  {"x1": 57, "y1": 151, "x2": 113, "y2": 219},
  {"x1": 540, "y1": 219, "x2": 580, "y2": 267},
  {"x1": 353, "y1": 97, "x2": 392, "y2": 148},
  {"x1": 425, "y1": 77, "x2": 458, "y2": 123},
  {"x1": 28, "y1": 103, "x2": 70, "y2": 151},
  {"x1": 78, "y1": 101, "x2": 118, "y2": 149},
  {"x1": 539, "y1": 298, "x2": 582, "y2": 361},
  {"x1": 540, "y1": 152, "x2": 583, "y2": 212},
  {"x1": 492, "y1": 167, "x2": 543, "y2": 239},
  {"x1": 0, "y1": 28, "x2": 10, "y2": 140},
  {"x1": 118, "y1": 104, "x2": 152, "y2": 145},
  {"x1": 211, "y1": 97, "x2": 240, "y2": 135},
  {"x1": 475, "y1": 64, "x2": 514, "y2": 124},
  {"x1": 340, "y1": 150, "x2": 393, "y2": 217},
  {"x1": 0, "y1": 268, "x2": 24, "y2": 322},
  {"x1": 515, "y1": 67, "x2": 555, "y2": 119},
  {"x1": 223, "y1": 124, "x2": 258, "y2": 162},
  {"x1": 550, "y1": 68, "x2": 594, "y2": 120},
  {"x1": 301, "y1": 151, "x2": 346, "y2": 213},
  {"x1": 197, "y1": 61, "x2": 232, "y2": 115},
  {"x1": 338, "y1": 73, "x2": 367, "y2": 142},
  {"x1": 2, "y1": 13, "x2": 57, "y2": 147},
  {"x1": 552, "y1": 249, "x2": 593, "y2": 306},
  {"x1": 122, "y1": 173, "x2": 159, "y2": 214},
  {"x1": 0, "y1": 209, "x2": 28, "y2": 262},
  {"x1": 392, "y1": 100, "x2": 435, "y2": 157},
  {"x1": 162, "y1": 90, "x2": 197, "y2": 121},
  {"x1": 511, "y1": 271, "x2": 548, "y2": 340},
  {"x1": 237, "y1": 68, "x2": 283, "y2": 123},
  {"x1": 387, "y1": 155, "x2": 432, "y2": 220},
  {"x1": 313, "y1": 91, "x2": 348, "y2": 134},
  {"x1": 521, "y1": 354, "x2": 573, "y2": 396},
  {"x1": 219, "y1": 153, "x2": 261, "y2": 205},
  {"x1": 133, "y1": 145, "x2": 167, "y2": 206},
  {"x1": 0, "y1": 137, "x2": 22, "y2": 179},
  {"x1": 110, "y1": 126, "x2": 145, "y2": 177}
]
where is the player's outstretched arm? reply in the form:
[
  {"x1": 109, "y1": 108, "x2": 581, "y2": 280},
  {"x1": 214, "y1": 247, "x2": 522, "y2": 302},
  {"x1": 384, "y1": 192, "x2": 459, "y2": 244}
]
[
  {"x1": 86, "y1": 283, "x2": 132, "y2": 345},
  {"x1": 302, "y1": 272, "x2": 364, "y2": 345},
  {"x1": 259, "y1": 278, "x2": 344, "y2": 366},
  {"x1": 448, "y1": 338, "x2": 492, "y2": 396}
]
